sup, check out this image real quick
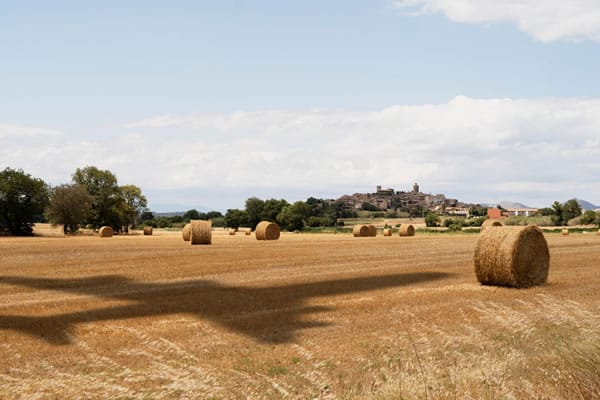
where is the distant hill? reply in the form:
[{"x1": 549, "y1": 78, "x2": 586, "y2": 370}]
[
  {"x1": 576, "y1": 199, "x2": 599, "y2": 210},
  {"x1": 481, "y1": 201, "x2": 533, "y2": 209},
  {"x1": 155, "y1": 211, "x2": 185, "y2": 217}
]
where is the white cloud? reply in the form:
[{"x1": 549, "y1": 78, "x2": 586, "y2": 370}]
[
  {"x1": 3, "y1": 96, "x2": 600, "y2": 209},
  {"x1": 395, "y1": 0, "x2": 600, "y2": 42}
]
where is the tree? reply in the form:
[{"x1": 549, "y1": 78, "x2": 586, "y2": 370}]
[
  {"x1": 183, "y1": 209, "x2": 201, "y2": 221},
  {"x1": 72, "y1": 166, "x2": 122, "y2": 229},
  {"x1": 260, "y1": 198, "x2": 289, "y2": 222},
  {"x1": 562, "y1": 199, "x2": 582, "y2": 223},
  {"x1": 580, "y1": 210, "x2": 598, "y2": 225},
  {"x1": 468, "y1": 205, "x2": 488, "y2": 217},
  {"x1": 245, "y1": 197, "x2": 265, "y2": 228},
  {"x1": 277, "y1": 201, "x2": 311, "y2": 231},
  {"x1": 0, "y1": 168, "x2": 48, "y2": 235},
  {"x1": 360, "y1": 202, "x2": 380, "y2": 212},
  {"x1": 224, "y1": 208, "x2": 249, "y2": 229},
  {"x1": 551, "y1": 201, "x2": 563, "y2": 226},
  {"x1": 45, "y1": 184, "x2": 93, "y2": 234},
  {"x1": 424, "y1": 211, "x2": 440, "y2": 227},
  {"x1": 120, "y1": 184, "x2": 147, "y2": 231}
]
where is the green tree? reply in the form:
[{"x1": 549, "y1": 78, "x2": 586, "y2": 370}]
[
  {"x1": 360, "y1": 202, "x2": 380, "y2": 212},
  {"x1": 45, "y1": 184, "x2": 93, "y2": 234},
  {"x1": 260, "y1": 198, "x2": 289, "y2": 222},
  {"x1": 277, "y1": 201, "x2": 311, "y2": 231},
  {"x1": 468, "y1": 205, "x2": 488, "y2": 217},
  {"x1": 0, "y1": 168, "x2": 49, "y2": 235},
  {"x1": 245, "y1": 197, "x2": 265, "y2": 228},
  {"x1": 536, "y1": 207, "x2": 554, "y2": 216},
  {"x1": 580, "y1": 210, "x2": 599, "y2": 225},
  {"x1": 424, "y1": 211, "x2": 440, "y2": 227},
  {"x1": 183, "y1": 209, "x2": 201, "y2": 221},
  {"x1": 119, "y1": 184, "x2": 147, "y2": 231},
  {"x1": 224, "y1": 208, "x2": 250, "y2": 228},
  {"x1": 551, "y1": 201, "x2": 564, "y2": 226},
  {"x1": 205, "y1": 211, "x2": 223, "y2": 219},
  {"x1": 72, "y1": 166, "x2": 122, "y2": 229},
  {"x1": 562, "y1": 199, "x2": 582, "y2": 223}
]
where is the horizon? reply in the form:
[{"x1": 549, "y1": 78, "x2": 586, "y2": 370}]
[{"x1": 2, "y1": 1, "x2": 600, "y2": 212}]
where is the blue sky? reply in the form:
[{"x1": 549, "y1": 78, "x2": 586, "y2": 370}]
[{"x1": 2, "y1": 0, "x2": 600, "y2": 211}]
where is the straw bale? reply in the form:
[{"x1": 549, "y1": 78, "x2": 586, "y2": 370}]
[
  {"x1": 352, "y1": 224, "x2": 370, "y2": 237},
  {"x1": 190, "y1": 220, "x2": 212, "y2": 245},
  {"x1": 143, "y1": 226, "x2": 153, "y2": 236},
  {"x1": 182, "y1": 223, "x2": 191, "y2": 241},
  {"x1": 474, "y1": 225, "x2": 550, "y2": 288},
  {"x1": 480, "y1": 219, "x2": 503, "y2": 233},
  {"x1": 255, "y1": 221, "x2": 280, "y2": 240},
  {"x1": 98, "y1": 226, "x2": 113, "y2": 238},
  {"x1": 383, "y1": 228, "x2": 392, "y2": 236},
  {"x1": 561, "y1": 229, "x2": 569, "y2": 236},
  {"x1": 228, "y1": 228, "x2": 236, "y2": 235},
  {"x1": 398, "y1": 224, "x2": 415, "y2": 237},
  {"x1": 367, "y1": 224, "x2": 377, "y2": 237}
]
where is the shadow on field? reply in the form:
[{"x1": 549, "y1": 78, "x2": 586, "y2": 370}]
[{"x1": 0, "y1": 272, "x2": 451, "y2": 345}]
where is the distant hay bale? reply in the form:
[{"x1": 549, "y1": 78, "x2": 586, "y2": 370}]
[
  {"x1": 143, "y1": 226, "x2": 153, "y2": 236},
  {"x1": 352, "y1": 224, "x2": 370, "y2": 237},
  {"x1": 480, "y1": 219, "x2": 503, "y2": 233},
  {"x1": 182, "y1": 223, "x2": 191, "y2": 241},
  {"x1": 398, "y1": 224, "x2": 415, "y2": 237},
  {"x1": 597, "y1": 229, "x2": 600, "y2": 235},
  {"x1": 474, "y1": 225, "x2": 550, "y2": 288},
  {"x1": 190, "y1": 220, "x2": 212, "y2": 245},
  {"x1": 561, "y1": 229, "x2": 569, "y2": 236},
  {"x1": 245, "y1": 230, "x2": 251, "y2": 236},
  {"x1": 255, "y1": 221, "x2": 280, "y2": 240},
  {"x1": 98, "y1": 226, "x2": 113, "y2": 238},
  {"x1": 367, "y1": 224, "x2": 377, "y2": 237},
  {"x1": 238, "y1": 227, "x2": 251, "y2": 235},
  {"x1": 228, "y1": 228, "x2": 236, "y2": 235},
  {"x1": 383, "y1": 228, "x2": 392, "y2": 236}
]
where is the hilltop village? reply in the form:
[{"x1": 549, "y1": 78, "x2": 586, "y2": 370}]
[{"x1": 336, "y1": 183, "x2": 472, "y2": 216}]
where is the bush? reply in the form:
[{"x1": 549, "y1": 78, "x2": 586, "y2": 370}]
[{"x1": 424, "y1": 212, "x2": 440, "y2": 227}]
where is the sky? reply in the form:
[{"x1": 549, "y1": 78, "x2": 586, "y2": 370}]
[{"x1": 1, "y1": 0, "x2": 600, "y2": 211}]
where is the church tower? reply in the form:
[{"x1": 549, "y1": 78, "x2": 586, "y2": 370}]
[{"x1": 413, "y1": 182, "x2": 419, "y2": 193}]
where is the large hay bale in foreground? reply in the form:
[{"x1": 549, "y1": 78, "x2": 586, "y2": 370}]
[
  {"x1": 182, "y1": 223, "x2": 192, "y2": 242},
  {"x1": 352, "y1": 224, "x2": 369, "y2": 237},
  {"x1": 143, "y1": 226, "x2": 153, "y2": 236},
  {"x1": 398, "y1": 224, "x2": 415, "y2": 237},
  {"x1": 190, "y1": 220, "x2": 212, "y2": 245},
  {"x1": 561, "y1": 229, "x2": 569, "y2": 236},
  {"x1": 383, "y1": 228, "x2": 392, "y2": 236},
  {"x1": 474, "y1": 225, "x2": 550, "y2": 288},
  {"x1": 367, "y1": 224, "x2": 377, "y2": 237},
  {"x1": 480, "y1": 219, "x2": 503, "y2": 233},
  {"x1": 255, "y1": 221, "x2": 280, "y2": 240},
  {"x1": 98, "y1": 226, "x2": 113, "y2": 238}
]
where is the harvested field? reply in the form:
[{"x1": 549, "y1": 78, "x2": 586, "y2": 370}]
[{"x1": 1, "y1": 232, "x2": 599, "y2": 399}]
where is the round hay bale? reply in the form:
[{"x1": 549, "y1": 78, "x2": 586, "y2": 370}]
[
  {"x1": 98, "y1": 226, "x2": 113, "y2": 238},
  {"x1": 474, "y1": 225, "x2": 550, "y2": 288},
  {"x1": 561, "y1": 228, "x2": 569, "y2": 236},
  {"x1": 352, "y1": 224, "x2": 369, "y2": 237},
  {"x1": 255, "y1": 221, "x2": 280, "y2": 240},
  {"x1": 182, "y1": 223, "x2": 192, "y2": 242},
  {"x1": 245, "y1": 230, "x2": 251, "y2": 236},
  {"x1": 480, "y1": 219, "x2": 503, "y2": 233},
  {"x1": 228, "y1": 228, "x2": 236, "y2": 235},
  {"x1": 143, "y1": 226, "x2": 153, "y2": 236},
  {"x1": 367, "y1": 224, "x2": 377, "y2": 237},
  {"x1": 383, "y1": 228, "x2": 392, "y2": 236},
  {"x1": 398, "y1": 224, "x2": 415, "y2": 237},
  {"x1": 190, "y1": 220, "x2": 212, "y2": 245},
  {"x1": 597, "y1": 229, "x2": 600, "y2": 235}
]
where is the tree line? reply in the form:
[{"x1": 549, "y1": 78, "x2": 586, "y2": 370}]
[
  {"x1": 224, "y1": 197, "x2": 356, "y2": 231},
  {"x1": 0, "y1": 166, "x2": 147, "y2": 235}
]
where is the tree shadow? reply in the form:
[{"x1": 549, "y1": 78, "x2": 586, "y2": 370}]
[{"x1": 0, "y1": 271, "x2": 452, "y2": 345}]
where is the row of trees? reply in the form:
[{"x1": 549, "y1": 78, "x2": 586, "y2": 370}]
[
  {"x1": 0, "y1": 166, "x2": 147, "y2": 235},
  {"x1": 224, "y1": 197, "x2": 355, "y2": 231}
]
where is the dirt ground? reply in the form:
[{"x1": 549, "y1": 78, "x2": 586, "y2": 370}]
[{"x1": 1, "y1": 231, "x2": 599, "y2": 399}]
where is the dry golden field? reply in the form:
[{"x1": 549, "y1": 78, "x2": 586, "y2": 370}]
[{"x1": 1, "y1": 231, "x2": 599, "y2": 399}]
